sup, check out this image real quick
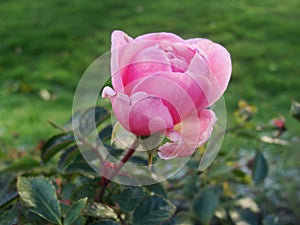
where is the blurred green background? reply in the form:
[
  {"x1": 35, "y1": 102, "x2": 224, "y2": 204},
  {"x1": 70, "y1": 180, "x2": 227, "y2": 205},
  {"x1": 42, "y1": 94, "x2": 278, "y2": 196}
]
[{"x1": 0, "y1": 0, "x2": 299, "y2": 222}]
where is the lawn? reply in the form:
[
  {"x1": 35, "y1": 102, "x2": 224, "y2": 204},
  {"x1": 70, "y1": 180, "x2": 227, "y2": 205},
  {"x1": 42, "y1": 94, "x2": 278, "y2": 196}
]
[{"x1": 0, "y1": 0, "x2": 299, "y2": 223}]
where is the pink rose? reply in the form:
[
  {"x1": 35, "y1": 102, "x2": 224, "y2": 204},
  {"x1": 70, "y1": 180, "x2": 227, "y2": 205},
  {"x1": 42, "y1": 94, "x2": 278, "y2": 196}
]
[{"x1": 102, "y1": 30, "x2": 231, "y2": 159}]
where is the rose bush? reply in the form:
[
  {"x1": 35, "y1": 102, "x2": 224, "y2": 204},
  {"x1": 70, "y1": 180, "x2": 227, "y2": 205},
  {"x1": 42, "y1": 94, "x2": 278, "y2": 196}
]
[{"x1": 102, "y1": 30, "x2": 231, "y2": 159}]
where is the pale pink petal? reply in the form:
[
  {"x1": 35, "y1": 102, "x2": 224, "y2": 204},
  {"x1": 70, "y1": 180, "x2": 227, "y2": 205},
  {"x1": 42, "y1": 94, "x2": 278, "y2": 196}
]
[
  {"x1": 186, "y1": 38, "x2": 232, "y2": 95},
  {"x1": 186, "y1": 53, "x2": 221, "y2": 108},
  {"x1": 157, "y1": 131, "x2": 186, "y2": 159},
  {"x1": 111, "y1": 31, "x2": 156, "y2": 92},
  {"x1": 135, "y1": 32, "x2": 185, "y2": 43},
  {"x1": 158, "y1": 109, "x2": 217, "y2": 159},
  {"x1": 111, "y1": 92, "x2": 174, "y2": 136},
  {"x1": 111, "y1": 31, "x2": 133, "y2": 92},
  {"x1": 110, "y1": 93, "x2": 131, "y2": 132},
  {"x1": 102, "y1": 86, "x2": 116, "y2": 98},
  {"x1": 111, "y1": 30, "x2": 134, "y2": 49},
  {"x1": 128, "y1": 94, "x2": 174, "y2": 136}
]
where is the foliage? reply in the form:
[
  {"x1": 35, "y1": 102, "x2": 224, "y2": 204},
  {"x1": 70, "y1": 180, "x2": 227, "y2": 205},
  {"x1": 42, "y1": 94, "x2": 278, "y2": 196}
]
[{"x1": 0, "y1": 100, "x2": 298, "y2": 225}]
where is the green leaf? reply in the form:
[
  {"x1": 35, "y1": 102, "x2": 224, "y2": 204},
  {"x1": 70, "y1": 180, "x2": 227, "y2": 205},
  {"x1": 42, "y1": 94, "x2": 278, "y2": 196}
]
[
  {"x1": 0, "y1": 173, "x2": 16, "y2": 198},
  {"x1": 0, "y1": 204, "x2": 19, "y2": 225},
  {"x1": 193, "y1": 188, "x2": 220, "y2": 225},
  {"x1": 263, "y1": 215, "x2": 281, "y2": 225},
  {"x1": 0, "y1": 192, "x2": 18, "y2": 208},
  {"x1": 98, "y1": 125, "x2": 113, "y2": 142},
  {"x1": 79, "y1": 106, "x2": 109, "y2": 136},
  {"x1": 252, "y1": 151, "x2": 268, "y2": 185},
  {"x1": 64, "y1": 154, "x2": 97, "y2": 177},
  {"x1": 3, "y1": 156, "x2": 40, "y2": 172},
  {"x1": 145, "y1": 183, "x2": 167, "y2": 198},
  {"x1": 58, "y1": 145, "x2": 79, "y2": 168},
  {"x1": 41, "y1": 133, "x2": 75, "y2": 163},
  {"x1": 70, "y1": 216, "x2": 86, "y2": 225},
  {"x1": 84, "y1": 202, "x2": 117, "y2": 219},
  {"x1": 116, "y1": 186, "x2": 147, "y2": 213},
  {"x1": 64, "y1": 198, "x2": 87, "y2": 225},
  {"x1": 89, "y1": 220, "x2": 119, "y2": 225},
  {"x1": 70, "y1": 180, "x2": 98, "y2": 201},
  {"x1": 17, "y1": 176, "x2": 62, "y2": 225},
  {"x1": 229, "y1": 208, "x2": 258, "y2": 225},
  {"x1": 207, "y1": 164, "x2": 233, "y2": 178},
  {"x1": 163, "y1": 211, "x2": 194, "y2": 225},
  {"x1": 133, "y1": 195, "x2": 176, "y2": 225}
]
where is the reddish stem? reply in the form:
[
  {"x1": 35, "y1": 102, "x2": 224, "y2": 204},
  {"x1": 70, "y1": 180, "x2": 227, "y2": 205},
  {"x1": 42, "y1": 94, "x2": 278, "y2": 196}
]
[{"x1": 96, "y1": 138, "x2": 139, "y2": 202}]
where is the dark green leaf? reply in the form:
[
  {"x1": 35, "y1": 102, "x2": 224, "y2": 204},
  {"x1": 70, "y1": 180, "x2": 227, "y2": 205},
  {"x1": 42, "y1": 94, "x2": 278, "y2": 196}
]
[
  {"x1": 263, "y1": 215, "x2": 281, "y2": 225},
  {"x1": 0, "y1": 204, "x2": 19, "y2": 225},
  {"x1": 145, "y1": 183, "x2": 167, "y2": 198},
  {"x1": 71, "y1": 180, "x2": 98, "y2": 201},
  {"x1": 0, "y1": 192, "x2": 18, "y2": 208},
  {"x1": 233, "y1": 169, "x2": 247, "y2": 178},
  {"x1": 64, "y1": 198, "x2": 87, "y2": 225},
  {"x1": 3, "y1": 156, "x2": 40, "y2": 172},
  {"x1": 133, "y1": 195, "x2": 176, "y2": 225},
  {"x1": 84, "y1": 202, "x2": 117, "y2": 219},
  {"x1": 252, "y1": 151, "x2": 268, "y2": 185},
  {"x1": 128, "y1": 156, "x2": 148, "y2": 166},
  {"x1": 207, "y1": 164, "x2": 233, "y2": 178},
  {"x1": 17, "y1": 176, "x2": 62, "y2": 225},
  {"x1": 116, "y1": 186, "x2": 147, "y2": 213},
  {"x1": 162, "y1": 211, "x2": 194, "y2": 225},
  {"x1": 71, "y1": 216, "x2": 86, "y2": 225},
  {"x1": 0, "y1": 173, "x2": 16, "y2": 197},
  {"x1": 41, "y1": 133, "x2": 75, "y2": 163},
  {"x1": 89, "y1": 219, "x2": 119, "y2": 225},
  {"x1": 60, "y1": 183, "x2": 77, "y2": 203},
  {"x1": 193, "y1": 187, "x2": 220, "y2": 225},
  {"x1": 79, "y1": 106, "x2": 109, "y2": 136},
  {"x1": 64, "y1": 154, "x2": 97, "y2": 177},
  {"x1": 98, "y1": 125, "x2": 113, "y2": 142},
  {"x1": 230, "y1": 208, "x2": 258, "y2": 225},
  {"x1": 58, "y1": 145, "x2": 79, "y2": 168}
]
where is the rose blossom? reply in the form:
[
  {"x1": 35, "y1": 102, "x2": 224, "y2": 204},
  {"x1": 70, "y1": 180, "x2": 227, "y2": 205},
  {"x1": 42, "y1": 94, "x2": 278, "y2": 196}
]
[{"x1": 102, "y1": 30, "x2": 231, "y2": 159}]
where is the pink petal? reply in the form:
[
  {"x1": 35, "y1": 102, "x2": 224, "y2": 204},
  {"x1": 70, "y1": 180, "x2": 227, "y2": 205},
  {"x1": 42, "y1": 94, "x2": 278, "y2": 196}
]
[
  {"x1": 186, "y1": 53, "x2": 221, "y2": 107},
  {"x1": 111, "y1": 31, "x2": 133, "y2": 92},
  {"x1": 135, "y1": 32, "x2": 185, "y2": 43},
  {"x1": 131, "y1": 72, "x2": 211, "y2": 124},
  {"x1": 122, "y1": 45, "x2": 172, "y2": 91},
  {"x1": 186, "y1": 38, "x2": 232, "y2": 95},
  {"x1": 158, "y1": 109, "x2": 217, "y2": 159},
  {"x1": 111, "y1": 30, "x2": 134, "y2": 49},
  {"x1": 111, "y1": 92, "x2": 174, "y2": 136},
  {"x1": 111, "y1": 31, "x2": 153, "y2": 92}
]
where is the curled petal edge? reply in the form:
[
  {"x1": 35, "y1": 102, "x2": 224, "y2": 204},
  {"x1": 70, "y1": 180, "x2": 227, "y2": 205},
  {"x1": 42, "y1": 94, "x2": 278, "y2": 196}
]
[{"x1": 158, "y1": 109, "x2": 217, "y2": 159}]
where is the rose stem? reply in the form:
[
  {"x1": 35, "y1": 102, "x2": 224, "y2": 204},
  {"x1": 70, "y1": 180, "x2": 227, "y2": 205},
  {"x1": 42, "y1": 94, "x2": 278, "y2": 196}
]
[{"x1": 96, "y1": 138, "x2": 140, "y2": 202}]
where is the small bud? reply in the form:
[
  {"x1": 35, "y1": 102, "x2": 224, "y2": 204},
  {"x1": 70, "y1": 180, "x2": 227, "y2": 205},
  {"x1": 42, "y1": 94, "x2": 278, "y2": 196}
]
[
  {"x1": 270, "y1": 116, "x2": 286, "y2": 133},
  {"x1": 290, "y1": 101, "x2": 300, "y2": 122}
]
